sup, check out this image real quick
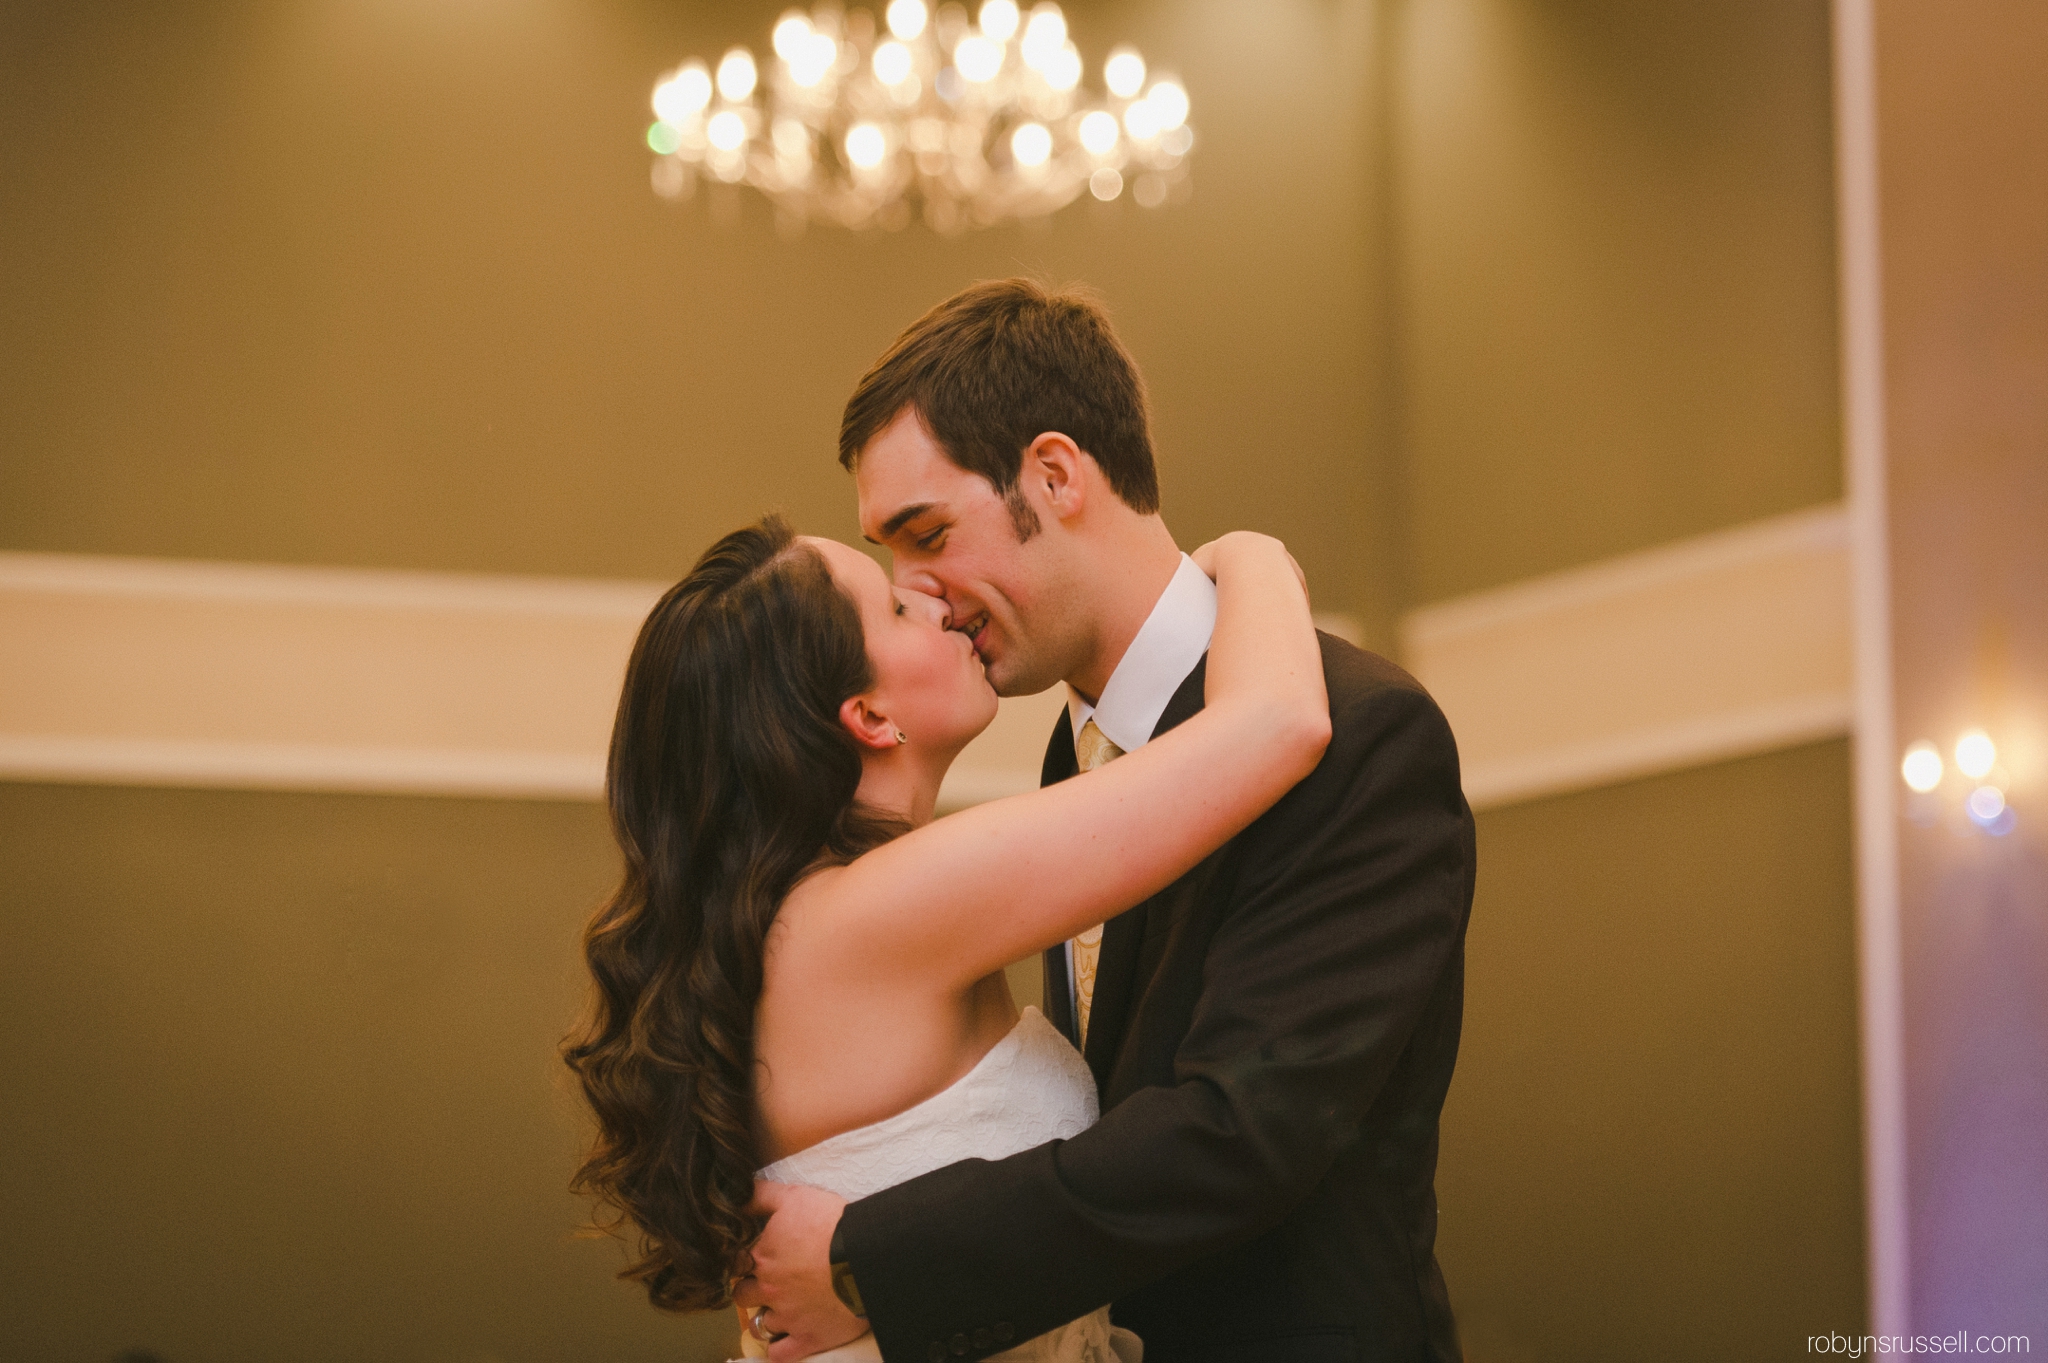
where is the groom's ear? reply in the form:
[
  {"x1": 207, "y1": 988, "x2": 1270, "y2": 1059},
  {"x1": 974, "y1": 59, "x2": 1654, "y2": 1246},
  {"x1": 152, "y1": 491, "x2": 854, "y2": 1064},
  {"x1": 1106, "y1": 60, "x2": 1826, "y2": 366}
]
[
  {"x1": 1023, "y1": 432, "x2": 1088, "y2": 524},
  {"x1": 837, "y1": 696, "x2": 901, "y2": 752}
]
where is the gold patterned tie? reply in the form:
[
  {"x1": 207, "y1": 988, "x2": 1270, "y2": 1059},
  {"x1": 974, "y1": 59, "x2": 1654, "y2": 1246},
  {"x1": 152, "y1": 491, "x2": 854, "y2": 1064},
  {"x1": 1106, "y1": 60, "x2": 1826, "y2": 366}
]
[{"x1": 1072, "y1": 718, "x2": 1124, "y2": 1048}]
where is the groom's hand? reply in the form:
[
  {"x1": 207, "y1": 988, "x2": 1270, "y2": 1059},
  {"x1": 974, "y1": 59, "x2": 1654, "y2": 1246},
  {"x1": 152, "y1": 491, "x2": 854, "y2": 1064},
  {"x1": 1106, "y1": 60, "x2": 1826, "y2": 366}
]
[{"x1": 737, "y1": 1181, "x2": 863, "y2": 1362}]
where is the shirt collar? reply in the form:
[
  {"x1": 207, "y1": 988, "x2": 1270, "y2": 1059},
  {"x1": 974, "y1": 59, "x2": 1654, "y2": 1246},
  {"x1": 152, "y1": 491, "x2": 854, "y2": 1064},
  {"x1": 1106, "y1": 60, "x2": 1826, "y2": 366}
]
[{"x1": 1067, "y1": 554, "x2": 1219, "y2": 755}]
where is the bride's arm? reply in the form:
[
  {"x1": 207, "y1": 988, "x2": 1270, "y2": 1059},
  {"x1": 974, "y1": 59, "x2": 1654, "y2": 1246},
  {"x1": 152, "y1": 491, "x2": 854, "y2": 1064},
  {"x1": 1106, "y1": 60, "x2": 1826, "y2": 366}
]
[{"x1": 804, "y1": 532, "x2": 1330, "y2": 990}]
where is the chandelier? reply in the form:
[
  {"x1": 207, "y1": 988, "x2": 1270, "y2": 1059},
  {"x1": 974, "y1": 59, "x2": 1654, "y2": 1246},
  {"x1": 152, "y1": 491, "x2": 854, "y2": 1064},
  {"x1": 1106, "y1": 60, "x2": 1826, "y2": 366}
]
[{"x1": 646, "y1": 1, "x2": 1193, "y2": 232}]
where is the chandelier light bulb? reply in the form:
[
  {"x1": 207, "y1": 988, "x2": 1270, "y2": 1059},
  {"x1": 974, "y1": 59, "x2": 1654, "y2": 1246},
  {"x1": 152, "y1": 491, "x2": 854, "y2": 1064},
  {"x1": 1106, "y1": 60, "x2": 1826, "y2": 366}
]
[
  {"x1": 656, "y1": 63, "x2": 713, "y2": 120},
  {"x1": 651, "y1": 82, "x2": 686, "y2": 124},
  {"x1": 845, "y1": 122, "x2": 889, "y2": 170},
  {"x1": 1955, "y1": 729, "x2": 1996, "y2": 781},
  {"x1": 978, "y1": 0, "x2": 1020, "y2": 42},
  {"x1": 887, "y1": 0, "x2": 930, "y2": 41},
  {"x1": 1078, "y1": 110, "x2": 1120, "y2": 155},
  {"x1": 717, "y1": 48, "x2": 758, "y2": 102},
  {"x1": 955, "y1": 34, "x2": 1004, "y2": 83},
  {"x1": 772, "y1": 12, "x2": 812, "y2": 62},
  {"x1": 1021, "y1": 7, "x2": 1068, "y2": 71},
  {"x1": 789, "y1": 32, "x2": 837, "y2": 87},
  {"x1": 1046, "y1": 45, "x2": 1082, "y2": 91},
  {"x1": 1901, "y1": 742, "x2": 1944, "y2": 793},
  {"x1": 1011, "y1": 121, "x2": 1053, "y2": 167},
  {"x1": 1148, "y1": 79, "x2": 1190, "y2": 130},
  {"x1": 874, "y1": 41, "x2": 915, "y2": 86},
  {"x1": 1104, "y1": 47, "x2": 1146, "y2": 99},
  {"x1": 706, "y1": 110, "x2": 748, "y2": 152}
]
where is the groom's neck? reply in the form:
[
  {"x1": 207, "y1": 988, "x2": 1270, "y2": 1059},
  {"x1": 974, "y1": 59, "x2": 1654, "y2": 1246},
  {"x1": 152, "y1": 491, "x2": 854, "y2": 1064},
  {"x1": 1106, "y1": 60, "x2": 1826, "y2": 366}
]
[{"x1": 1065, "y1": 515, "x2": 1185, "y2": 704}]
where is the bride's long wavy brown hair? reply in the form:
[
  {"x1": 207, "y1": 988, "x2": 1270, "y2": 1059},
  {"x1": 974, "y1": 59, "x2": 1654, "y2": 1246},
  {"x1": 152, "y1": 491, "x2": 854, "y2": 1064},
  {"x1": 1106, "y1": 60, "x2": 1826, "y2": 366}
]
[{"x1": 563, "y1": 514, "x2": 905, "y2": 1312}]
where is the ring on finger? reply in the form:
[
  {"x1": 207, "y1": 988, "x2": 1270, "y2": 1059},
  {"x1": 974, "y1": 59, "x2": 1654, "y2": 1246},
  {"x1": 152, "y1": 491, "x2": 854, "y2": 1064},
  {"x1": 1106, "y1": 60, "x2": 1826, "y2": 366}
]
[{"x1": 749, "y1": 1306, "x2": 776, "y2": 1343}]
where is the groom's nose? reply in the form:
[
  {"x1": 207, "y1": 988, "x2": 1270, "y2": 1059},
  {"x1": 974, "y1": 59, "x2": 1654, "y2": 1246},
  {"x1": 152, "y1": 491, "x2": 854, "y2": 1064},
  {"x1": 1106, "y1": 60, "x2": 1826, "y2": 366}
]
[{"x1": 892, "y1": 561, "x2": 948, "y2": 601}]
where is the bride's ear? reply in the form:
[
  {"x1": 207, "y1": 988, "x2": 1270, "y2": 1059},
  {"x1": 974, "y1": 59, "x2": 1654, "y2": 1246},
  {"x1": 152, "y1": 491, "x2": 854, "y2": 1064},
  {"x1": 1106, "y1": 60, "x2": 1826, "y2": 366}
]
[{"x1": 838, "y1": 696, "x2": 902, "y2": 752}]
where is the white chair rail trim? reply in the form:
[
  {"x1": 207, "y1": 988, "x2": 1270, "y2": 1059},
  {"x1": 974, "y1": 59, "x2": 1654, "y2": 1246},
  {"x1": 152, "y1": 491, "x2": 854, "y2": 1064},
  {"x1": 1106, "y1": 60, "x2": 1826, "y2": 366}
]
[
  {"x1": 3, "y1": 509, "x2": 1850, "y2": 810},
  {"x1": 1400, "y1": 502, "x2": 1852, "y2": 811}
]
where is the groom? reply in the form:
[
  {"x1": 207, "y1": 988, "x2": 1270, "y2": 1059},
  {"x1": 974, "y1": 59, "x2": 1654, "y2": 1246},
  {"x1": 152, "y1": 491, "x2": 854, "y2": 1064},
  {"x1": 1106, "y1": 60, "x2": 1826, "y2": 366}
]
[{"x1": 739, "y1": 280, "x2": 1474, "y2": 1363}]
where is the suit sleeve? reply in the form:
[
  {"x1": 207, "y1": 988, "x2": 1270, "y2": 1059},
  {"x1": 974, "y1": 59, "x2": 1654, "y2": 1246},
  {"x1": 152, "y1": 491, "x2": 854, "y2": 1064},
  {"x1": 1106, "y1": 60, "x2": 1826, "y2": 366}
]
[{"x1": 835, "y1": 671, "x2": 1476, "y2": 1363}]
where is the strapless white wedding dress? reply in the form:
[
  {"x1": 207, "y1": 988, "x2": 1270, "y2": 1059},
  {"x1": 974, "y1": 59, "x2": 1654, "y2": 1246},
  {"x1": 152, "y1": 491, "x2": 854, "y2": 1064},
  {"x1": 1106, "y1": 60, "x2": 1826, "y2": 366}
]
[{"x1": 738, "y1": 1008, "x2": 1140, "y2": 1363}]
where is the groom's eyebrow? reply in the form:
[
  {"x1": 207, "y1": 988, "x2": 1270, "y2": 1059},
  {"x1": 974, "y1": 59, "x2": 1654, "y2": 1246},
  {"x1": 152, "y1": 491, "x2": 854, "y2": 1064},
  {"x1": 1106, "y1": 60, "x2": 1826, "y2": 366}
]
[{"x1": 873, "y1": 502, "x2": 941, "y2": 543}]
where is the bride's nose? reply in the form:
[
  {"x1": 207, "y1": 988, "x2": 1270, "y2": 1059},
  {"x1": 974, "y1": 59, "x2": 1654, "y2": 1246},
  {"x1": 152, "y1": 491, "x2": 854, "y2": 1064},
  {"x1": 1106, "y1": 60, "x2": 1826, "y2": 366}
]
[{"x1": 898, "y1": 588, "x2": 951, "y2": 629}]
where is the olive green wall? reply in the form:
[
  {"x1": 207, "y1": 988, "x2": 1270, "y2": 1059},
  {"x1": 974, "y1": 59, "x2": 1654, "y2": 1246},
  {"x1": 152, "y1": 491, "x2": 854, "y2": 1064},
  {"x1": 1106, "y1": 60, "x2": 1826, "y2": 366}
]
[
  {"x1": 0, "y1": 783, "x2": 723, "y2": 1363},
  {"x1": 1392, "y1": 0, "x2": 1842, "y2": 604},
  {"x1": 1438, "y1": 742, "x2": 1866, "y2": 1362},
  {"x1": 0, "y1": 0, "x2": 1394, "y2": 631}
]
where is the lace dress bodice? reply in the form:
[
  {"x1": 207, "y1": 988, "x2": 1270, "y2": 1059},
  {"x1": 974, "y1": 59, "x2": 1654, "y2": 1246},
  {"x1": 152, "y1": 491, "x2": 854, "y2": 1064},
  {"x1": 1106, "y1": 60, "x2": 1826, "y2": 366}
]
[{"x1": 744, "y1": 1008, "x2": 1137, "y2": 1363}]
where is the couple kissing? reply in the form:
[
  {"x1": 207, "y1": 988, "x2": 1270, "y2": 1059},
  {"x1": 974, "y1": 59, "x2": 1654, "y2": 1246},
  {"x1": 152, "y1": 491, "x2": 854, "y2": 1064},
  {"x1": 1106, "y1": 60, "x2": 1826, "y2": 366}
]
[{"x1": 563, "y1": 279, "x2": 1475, "y2": 1363}]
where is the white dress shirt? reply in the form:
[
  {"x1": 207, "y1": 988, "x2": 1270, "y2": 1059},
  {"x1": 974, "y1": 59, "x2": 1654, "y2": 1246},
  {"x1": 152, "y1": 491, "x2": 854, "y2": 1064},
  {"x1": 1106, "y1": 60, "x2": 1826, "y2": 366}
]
[
  {"x1": 1062, "y1": 553, "x2": 1219, "y2": 1025},
  {"x1": 1066, "y1": 553, "x2": 1219, "y2": 758}
]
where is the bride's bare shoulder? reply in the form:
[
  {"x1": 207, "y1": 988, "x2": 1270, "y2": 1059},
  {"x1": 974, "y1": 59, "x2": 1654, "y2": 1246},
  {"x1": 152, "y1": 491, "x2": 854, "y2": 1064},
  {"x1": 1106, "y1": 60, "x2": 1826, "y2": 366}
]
[{"x1": 766, "y1": 864, "x2": 860, "y2": 968}]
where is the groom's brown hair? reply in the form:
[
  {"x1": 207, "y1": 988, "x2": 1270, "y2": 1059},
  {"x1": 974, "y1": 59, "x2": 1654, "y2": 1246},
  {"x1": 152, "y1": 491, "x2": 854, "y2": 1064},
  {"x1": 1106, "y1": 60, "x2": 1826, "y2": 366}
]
[{"x1": 839, "y1": 279, "x2": 1161, "y2": 535}]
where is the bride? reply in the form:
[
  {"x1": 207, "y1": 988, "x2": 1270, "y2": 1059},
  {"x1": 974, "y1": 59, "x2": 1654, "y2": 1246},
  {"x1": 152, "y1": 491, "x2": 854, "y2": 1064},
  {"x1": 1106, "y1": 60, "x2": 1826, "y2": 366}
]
[{"x1": 563, "y1": 514, "x2": 1328, "y2": 1362}]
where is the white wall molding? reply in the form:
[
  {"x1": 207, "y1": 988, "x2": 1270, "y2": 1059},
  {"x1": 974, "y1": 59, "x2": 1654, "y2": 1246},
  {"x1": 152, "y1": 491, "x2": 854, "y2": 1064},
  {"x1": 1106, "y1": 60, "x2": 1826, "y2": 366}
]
[
  {"x1": 0, "y1": 550, "x2": 659, "y2": 802},
  {"x1": 0, "y1": 734, "x2": 604, "y2": 801},
  {"x1": 0, "y1": 550, "x2": 1069, "y2": 806},
  {"x1": 1400, "y1": 503, "x2": 1853, "y2": 811},
  {"x1": 0, "y1": 549, "x2": 662, "y2": 616},
  {"x1": 6, "y1": 519, "x2": 1856, "y2": 814}
]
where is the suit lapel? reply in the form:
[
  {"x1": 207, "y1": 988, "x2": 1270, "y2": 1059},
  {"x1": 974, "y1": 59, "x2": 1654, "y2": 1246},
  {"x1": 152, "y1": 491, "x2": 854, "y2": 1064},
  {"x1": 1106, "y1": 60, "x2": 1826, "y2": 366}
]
[
  {"x1": 1081, "y1": 658, "x2": 1208, "y2": 1082},
  {"x1": 1039, "y1": 707, "x2": 1080, "y2": 1045}
]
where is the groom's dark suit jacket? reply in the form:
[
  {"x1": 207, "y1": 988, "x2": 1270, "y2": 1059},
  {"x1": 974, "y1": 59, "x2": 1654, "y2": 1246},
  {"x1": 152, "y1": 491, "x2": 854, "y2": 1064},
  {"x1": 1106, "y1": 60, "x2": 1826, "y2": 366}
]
[{"x1": 837, "y1": 635, "x2": 1475, "y2": 1363}]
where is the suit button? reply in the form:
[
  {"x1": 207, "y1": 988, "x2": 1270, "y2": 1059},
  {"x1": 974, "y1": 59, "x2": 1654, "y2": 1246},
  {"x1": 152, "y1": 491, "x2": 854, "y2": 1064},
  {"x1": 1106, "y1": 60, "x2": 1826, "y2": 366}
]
[
  {"x1": 929, "y1": 1344, "x2": 947, "y2": 1362},
  {"x1": 972, "y1": 1328, "x2": 993, "y2": 1349},
  {"x1": 951, "y1": 1333, "x2": 971, "y2": 1356},
  {"x1": 994, "y1": 1322, "x2": 1015, "y2": 1343}
]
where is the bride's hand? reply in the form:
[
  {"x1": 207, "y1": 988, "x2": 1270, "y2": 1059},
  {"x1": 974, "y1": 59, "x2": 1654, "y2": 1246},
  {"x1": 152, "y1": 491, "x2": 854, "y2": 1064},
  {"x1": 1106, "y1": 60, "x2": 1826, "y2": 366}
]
[{"x1": 1191, "y1": 532, "x2": 1310, "y2": 605}]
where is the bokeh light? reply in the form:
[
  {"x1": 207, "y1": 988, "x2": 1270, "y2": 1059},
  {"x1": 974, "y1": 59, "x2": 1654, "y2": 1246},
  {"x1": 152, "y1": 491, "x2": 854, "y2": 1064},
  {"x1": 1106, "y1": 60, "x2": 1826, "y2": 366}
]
[
  {"x1": 1078, "y1": 110, "x2": 1120, "y2": 156},
  {"x1": 653, "y1": 63, "x2": 713, "y2": 122},
  {"x1": 1104, "y1": 47, "x2": 1146, "y2": 99},
  {"x1": 1089, "y1": 167, "x2": 1123, "y2": 200},
  {"x1": 1148, "y1": 79, "x2": 1190, "y2": 130},
  {"x1": 874, "y1": 41, "x2": 914, "y2": 86},
  {"x1": 1045, "y1": 45, "x2": 1082, "y2": 91},
  {"x1": 1955, "y1": 729, "x2": 1996, "y2": 781},
  {"x1": 772, "y1": 12, "x2": 812, "y2": 62},
  {"x1": 845, "y1": 122, "x2": 888, "y2": 169},
  {"x1": 1021, "y1": 7, "x2": 1068, "y2": 71},
  {"x1": 717, "y1": 48, "x2": 759, "y2": 102},
  {"x1": 707, "y1": 110, "x2": 748, "y2": 152},
  {"x1": 978, "y1": 0, "x2": 1020, "y2": 42},
  {"x1": 790, "y1": 32, "x2": 837, "y2": 87},
  {"x1": 886, "y1": 0, "x2": 929, "y2": 41},
  {"x1": 955, "y1": 35, "x2": 1003, "y2": 83},
  {"x1": 1010, "y1": 122, "x2": 1052, "y2": 168},
  {"x1": 1902, "y1": 741, "x2": 1944, "y2": 793}
]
